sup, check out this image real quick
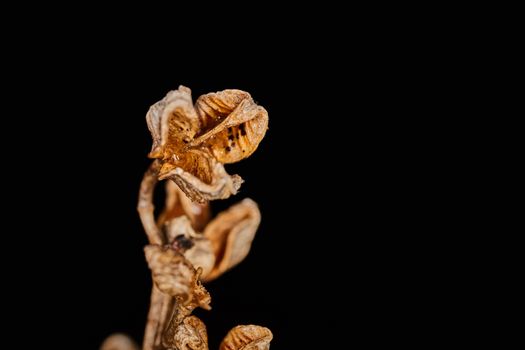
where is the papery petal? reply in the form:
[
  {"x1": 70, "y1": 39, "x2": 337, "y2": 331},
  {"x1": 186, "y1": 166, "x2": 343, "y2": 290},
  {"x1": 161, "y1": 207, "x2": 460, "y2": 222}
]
[
  {"x1": 146, "y1": 86, "x2": 200, "y2": 159},
  {"x1": 203, "y1": 199, "x2": 261, "y2": 281},
  {"x1": 163, "y1": 315, "x2": 209, "y2": 350},
  {"x1": 144, "y1": 245, "x2": 210, "y2": 310},
  {"x1": 159, "y1": 153, "x2": 243, "y2": 203},
  {"x1": 193, "y1": 90, "x2": 268, "y2": 163}
]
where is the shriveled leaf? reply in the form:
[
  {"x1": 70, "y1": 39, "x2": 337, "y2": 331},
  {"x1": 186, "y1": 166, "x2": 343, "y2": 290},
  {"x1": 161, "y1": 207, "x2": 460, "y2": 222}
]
[
  {"x1": 158, "y1": 181, "x2": 210, "y2": 232},
  {"x1": 144, "y1": 245, "x2": 210, "y2": 310},
  {"x1": 220, "y1": 325, "x2": 272, "y2": 350},
  {"x1": 159, "y1": 155, "x2": 243, "y2": 203},
  {"x1": 146, "y1": 86, "x2": 200, "y2": 160},
  {"x1": 193, "y1": 90, "x2": 268, "y2": 164},
  {"x1": 162, "y1": 315, "x2": 208, "y2": 350},
  {"x1": 203, "y1": 199, "x2": 261, "y2": 281},
  {"x1": 100, "y1": 334, "x2": 138, "y2": 350}
]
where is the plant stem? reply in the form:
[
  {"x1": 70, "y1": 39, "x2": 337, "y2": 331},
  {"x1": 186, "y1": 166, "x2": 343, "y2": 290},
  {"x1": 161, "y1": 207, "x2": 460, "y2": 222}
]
[
  {"x1": 138, "y1": 160, "x2": 163, "y2": 245},
  {"x1": 138, "y1": 160, "x2": 172, "y2": 350}
]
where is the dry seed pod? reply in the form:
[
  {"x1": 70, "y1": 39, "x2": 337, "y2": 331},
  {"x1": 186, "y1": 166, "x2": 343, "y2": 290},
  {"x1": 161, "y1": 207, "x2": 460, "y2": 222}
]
[
  {"x1": 100, "y1": 334, "x2": 139, "y2": 350},
  {"x1": 203, "y1": 199, "x2": 261, "y2": 281},
  {"x1": 162, "y1": 315, "x2": 209, "y2": 350},
  {"x1": 193, "y1": 89, "x2": 269, "y2": 163},
  {"x1": 220, "y1": 325, "x2": 272, "y2": 350},
  {"x1": 158, "y1": 181, "x2": 210, "y2": 232},
  {"x1": 144, "y1": 245, "x2": 210, "y2": 310}
]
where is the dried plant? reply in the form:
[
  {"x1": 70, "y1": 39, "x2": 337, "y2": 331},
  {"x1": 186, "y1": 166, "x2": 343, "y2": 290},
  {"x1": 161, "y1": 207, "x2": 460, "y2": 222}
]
[{"x1": 102, "y1": 86, "x2": 272, "y2": 350}]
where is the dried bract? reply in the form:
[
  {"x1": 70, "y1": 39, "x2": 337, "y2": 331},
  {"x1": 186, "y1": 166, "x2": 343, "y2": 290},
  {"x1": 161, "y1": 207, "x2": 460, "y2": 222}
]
[
  {"x1": 220, "y1": 325, "x2": 272, "y2": 350},
  {"x1": 159, "y1": 156, "x2": 242, "y2": 203},
  {"x1": 163, "y1": 315, "x2": 209, "y2": 350},
  {"x1": 203, "y1": 199, "x2": 261, "y2": 281},
  {"x1": 193, "y1": 89, "x2": 269, "y2": 163},
  {"x1": 144, "y1": 245, "x2": 210, "y2": 310}
]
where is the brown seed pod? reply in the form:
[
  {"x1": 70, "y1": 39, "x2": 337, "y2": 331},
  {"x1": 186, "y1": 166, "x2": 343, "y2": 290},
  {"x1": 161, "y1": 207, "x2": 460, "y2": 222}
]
[
  {"x1": 220, "y1": 325, "x2": 272, "y2": 350},
  {"x1": 203, "y1": 199, "x2": 261, "y2": 282}
]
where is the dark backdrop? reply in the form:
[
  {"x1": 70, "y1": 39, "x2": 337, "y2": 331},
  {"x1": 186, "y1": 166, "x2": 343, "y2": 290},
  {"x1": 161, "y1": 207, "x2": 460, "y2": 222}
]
[{"x1": 7, "y1": 32, "x2": 404, "y2": 348}]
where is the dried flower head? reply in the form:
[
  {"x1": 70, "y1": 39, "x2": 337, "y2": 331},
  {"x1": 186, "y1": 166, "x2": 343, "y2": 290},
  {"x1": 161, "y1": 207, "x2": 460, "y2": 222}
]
[{"x1": 146, "y1": 86, "x2": 268, "y2": 203}]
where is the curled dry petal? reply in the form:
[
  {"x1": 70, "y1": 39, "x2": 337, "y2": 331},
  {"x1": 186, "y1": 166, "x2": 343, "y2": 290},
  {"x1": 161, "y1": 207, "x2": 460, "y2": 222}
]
[
  {"x1": 100, "y1": 334, "x2": 139, "y2": 350},
  {"x1": 159, "y1": 156, "x2": 242, "y2": 203},
  {"x1": 203, "y1": 199, "x2": 261, "y2": 282},
  {"x1": 158, "y1": 181, "x2": 210, "y2": 232},
  {"x1": 184, "y1": 239, "x2": 215, "y2": 280},
  {"x1": 163, "y1": 315, "x2": 208, "y2": 350},
  {"x1": 193, "y1": 89, "x2": 269, "y2": 164},
  {"x1": 144, "y1": 245, "x2": 210, "y2": 310},
  {"x1": 146, "y1": 86, "x2": 200, "y2": 160},
  {"x1": 220, "y1": 325, "x2": 272, "y2": 350}
]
